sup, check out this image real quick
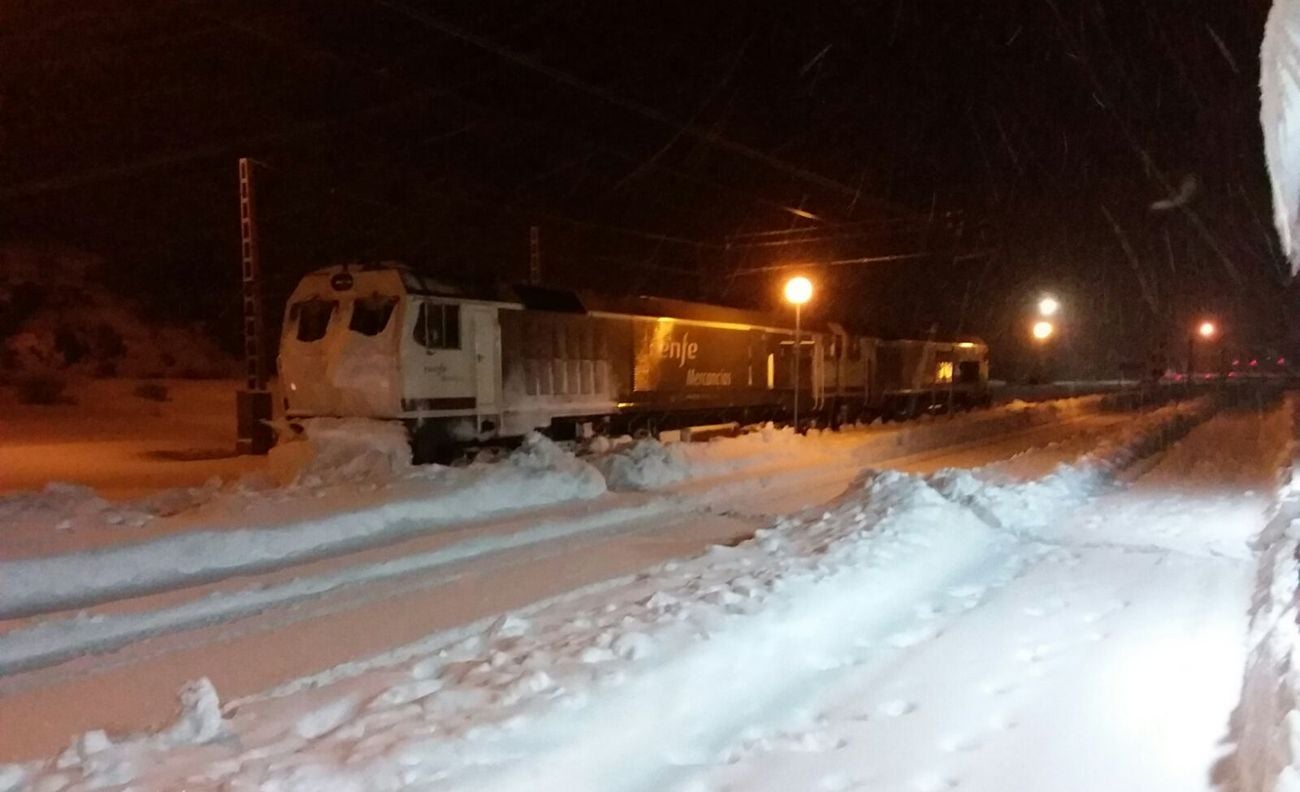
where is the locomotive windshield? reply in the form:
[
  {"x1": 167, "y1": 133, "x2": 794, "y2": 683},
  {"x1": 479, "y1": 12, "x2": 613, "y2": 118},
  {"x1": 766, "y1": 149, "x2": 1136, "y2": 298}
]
[
  {"x1": 290, "y1": 298, "x2": 337, "y2": 343},
  {"x1": 348, "y1": 295, "x2": 398, "y2": 337}
]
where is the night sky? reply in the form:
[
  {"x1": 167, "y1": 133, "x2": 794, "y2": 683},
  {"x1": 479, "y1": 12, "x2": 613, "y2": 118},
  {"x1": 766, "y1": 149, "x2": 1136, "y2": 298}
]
[{"x1": 0, "y1": 1, "x2": 1290, "y2": 376}]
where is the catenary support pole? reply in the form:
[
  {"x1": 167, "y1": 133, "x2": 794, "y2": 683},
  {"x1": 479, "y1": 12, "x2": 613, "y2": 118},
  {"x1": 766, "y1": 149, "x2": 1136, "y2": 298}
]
[{"x1": 236, "y1": 157, "x2": 273, "y2": 455}]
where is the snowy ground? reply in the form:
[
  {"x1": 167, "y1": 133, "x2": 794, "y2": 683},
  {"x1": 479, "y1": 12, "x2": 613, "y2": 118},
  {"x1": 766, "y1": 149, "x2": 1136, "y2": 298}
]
[
  {"x1": 2, "y1": 387, "x2": 1287, "y2": 791},
  {"x1": 0, "y1": 397, "x2": 1152, "y2": 760},
  {"x1": 0, "y1": 378, "x2": 263, "y2": 501}
]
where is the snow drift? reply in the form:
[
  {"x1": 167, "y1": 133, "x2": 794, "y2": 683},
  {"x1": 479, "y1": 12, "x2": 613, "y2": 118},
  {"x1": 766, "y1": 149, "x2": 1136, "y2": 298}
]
[
  {"x1": 0, "y1": 433, "x2": 605, "y2": 618},
  {"x1": 1263, "y1": 0, "x2": 1300, "y2": 274},
  {"x1": 1, "y1": 390, "x2": 1237, "y2": 791},
  {"x1": 593, "y1": 396, "x2": 1111, "y2": 492}
]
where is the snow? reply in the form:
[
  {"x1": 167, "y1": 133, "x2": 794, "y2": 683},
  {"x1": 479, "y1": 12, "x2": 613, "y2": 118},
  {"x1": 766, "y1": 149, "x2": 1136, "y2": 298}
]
[
  {"x1": 5, "y1": 389, "x2": 1280, "y2": 791},
  {"x1": 593, "y1": 396, "x2": 1110, "y2": 493},
  {"x1": 1222, "y1": 419, "x2": 1300, "y2": 792},
  {"x1": 0, "y1": 432, "x2": 606, "y2": 618},
  {"x1": 0, "y1": 396, "x2": 1103, "y2": 588},
  {"x1": 0, "y1": 397, "x2": 1155, "y2": 692},
  {"x1": 589, "y1": 438, "x2": 690, "y2": 491},
  {"x1": 0, "y1": 244, "x2": 235, "y2": 380},
  {"x1": 267, "y1": 417, "x2": 414, "y2": 486},
  {"x1": 1263, "y1": 0, "x2": 1300, "y2": 272},
  {"x1": 0, "y1": 378, "x2": 265, "y2": 505}
]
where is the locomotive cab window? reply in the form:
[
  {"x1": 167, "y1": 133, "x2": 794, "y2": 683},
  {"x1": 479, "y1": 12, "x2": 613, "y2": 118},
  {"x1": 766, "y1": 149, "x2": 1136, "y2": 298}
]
[
  {"x1": 349, "y1": 295, "x2": 398, "y2": 336},
  {"x1": 413, "y1": 302, "x2": 461, "y2": 350},
  {"x1": 291, "y1": 299, "x2": 337, "y2": 343}
]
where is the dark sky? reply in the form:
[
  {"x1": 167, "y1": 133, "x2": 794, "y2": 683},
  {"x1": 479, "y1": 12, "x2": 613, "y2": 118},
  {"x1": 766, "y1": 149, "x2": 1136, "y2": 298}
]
[{"x1": 0, "y1": 1, "x2": 1290, "y2": 374}]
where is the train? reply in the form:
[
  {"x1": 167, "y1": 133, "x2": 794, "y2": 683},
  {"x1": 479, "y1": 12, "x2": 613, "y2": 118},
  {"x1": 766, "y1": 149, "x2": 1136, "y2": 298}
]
[{"x1": 277, "y1": 262, "x2": 990, "y2": 461}]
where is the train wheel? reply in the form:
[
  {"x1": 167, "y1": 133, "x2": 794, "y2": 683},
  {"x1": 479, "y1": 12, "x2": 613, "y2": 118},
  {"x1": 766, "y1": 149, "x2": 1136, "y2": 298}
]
[{"x1": 411, "y1": 420, "x2": 456, "y2": 465}]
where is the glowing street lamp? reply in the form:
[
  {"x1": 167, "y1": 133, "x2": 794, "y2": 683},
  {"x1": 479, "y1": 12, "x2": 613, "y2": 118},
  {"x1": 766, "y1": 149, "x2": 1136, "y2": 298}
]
[
  {"x1": 1038, "y1": 295, "x2": 1060, "y2": 317},
  {"x1": 1032, "y1": 320, "x2": 1055, "y2": 341},
  {"x1": 784, "y1": 276, "x2": 814, "y2": 431},
  {"x1": 1190, "y1": 319, "x2": 1219, "y2": 378},
  {"x1": 784, "y1": 276, "x2": 813, "y2": 305}
]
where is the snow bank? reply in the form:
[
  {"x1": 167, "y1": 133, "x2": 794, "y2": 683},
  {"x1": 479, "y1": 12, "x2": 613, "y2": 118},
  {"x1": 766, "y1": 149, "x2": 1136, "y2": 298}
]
[
  {"x1": 1263, "y1": 0, "x2": 1300, "y2": 274},
  {"x1": 588, "y1": 437, "x2": 690, "y2": 490},
  {"x1": 0, "y1": 433, "x2": 605, "y2": 618},
  {"x1": 593, "y1": 396, "x2": 1109, "y2": 492},
  {"x1": 268, "y1": 417, "x2": 413, "y2": 486},
  {"x1": 8, "y1": 393, "x2": 1229, "y2": 791},
  {"x1": 929, "y1": 397, "x2": 1213, "y2": 536},
  {"x1": 1227, "y1": 513, "x2": 1300, "y2": 792},
  {"x1": 0, "y1": 395, "x2": 1177, "y2": 616},
  {"x1": 1223, "y1": 396, "x2": 1300, "y2": 792},
  {"x1": 11, "y1": 462, "x2": 1021, "y2": 791},
  {"x1": 0, "y1": 678, "x2": 230, "y2": 792},
  {"x1": 0, "y1": 483, "x2": 132, "y2": 533}
]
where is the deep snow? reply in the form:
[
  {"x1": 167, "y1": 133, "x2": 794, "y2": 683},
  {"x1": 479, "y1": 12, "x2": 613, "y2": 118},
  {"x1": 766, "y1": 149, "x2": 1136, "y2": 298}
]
[
  {"x1": 1263, "y1": 0, "x2": 1300, "y2": 273},
  {"x1": 2, "y1": 391, "x2": 1281, "y2": 792},
  {"x1": 0, "y1": 396, "x2": 1117, "y2": 618}
]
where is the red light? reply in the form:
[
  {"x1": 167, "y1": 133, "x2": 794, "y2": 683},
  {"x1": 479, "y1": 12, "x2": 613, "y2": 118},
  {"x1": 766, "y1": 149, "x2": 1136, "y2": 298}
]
[
  {"x1": 1232, "y1": 359, "x2": 1240, "y2": 366},
  {"x1": 1250, "y1": 359, "x2": 1258, "y2": 367},
  {"x1": 1278, "y1": 357, "x2": 1287, "y2": 366}
]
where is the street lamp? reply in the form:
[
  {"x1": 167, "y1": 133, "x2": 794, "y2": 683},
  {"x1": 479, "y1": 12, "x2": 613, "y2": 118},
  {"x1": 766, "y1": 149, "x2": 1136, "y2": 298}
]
[
  {"x1": 784, "y1": 276, "x2": 813, "y2": 432},
  {"x1": 1030, "y1": 320, "x2": 1055, "y2": 383},
  {"x1": 1038, "y1": 295, "x2": 1060, "y2": 317},
  {"x1": 1190, "y1": 319, "x2": 1219, "y2": 379}
]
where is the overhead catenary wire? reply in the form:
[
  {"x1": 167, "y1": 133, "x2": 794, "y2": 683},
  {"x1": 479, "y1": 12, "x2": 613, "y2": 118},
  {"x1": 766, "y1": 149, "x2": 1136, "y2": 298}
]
[{"x1": 368, "y1": 0, "x2": 904, "y2": 213}]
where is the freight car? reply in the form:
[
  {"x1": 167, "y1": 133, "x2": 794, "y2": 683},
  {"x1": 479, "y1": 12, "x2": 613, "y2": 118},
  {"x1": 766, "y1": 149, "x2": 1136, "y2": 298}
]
[{"x1": 277, "y1": 263, "x2": 989, "y2": 461}]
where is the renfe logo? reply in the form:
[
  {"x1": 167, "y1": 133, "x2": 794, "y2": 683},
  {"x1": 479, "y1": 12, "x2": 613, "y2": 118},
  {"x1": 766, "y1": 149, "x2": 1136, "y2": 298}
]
[{"x1": 660, "y1": 332, "x2": 700, "y2": 368}]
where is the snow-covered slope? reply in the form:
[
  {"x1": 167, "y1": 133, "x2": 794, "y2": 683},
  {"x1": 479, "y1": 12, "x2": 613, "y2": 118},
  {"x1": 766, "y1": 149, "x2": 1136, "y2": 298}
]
[
  {"x1": 0, "y1": 245, "x2": 234, "y2": 380},
  {"x1": 1263, "y1": 0, "x2": 1300, "y2": 273}
]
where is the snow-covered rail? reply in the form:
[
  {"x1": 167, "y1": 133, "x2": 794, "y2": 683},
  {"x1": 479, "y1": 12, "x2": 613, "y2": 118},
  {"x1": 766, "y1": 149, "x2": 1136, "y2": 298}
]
[
  {"x1": 0, "y1": 396, "x2": 1119, "y2": 621},
  {"x1": 0, "y1": 399, "x2": 1179, "y2": 677},
  {"x1": 0, "y1": 391, "x2": 1241, "y2": 784}
]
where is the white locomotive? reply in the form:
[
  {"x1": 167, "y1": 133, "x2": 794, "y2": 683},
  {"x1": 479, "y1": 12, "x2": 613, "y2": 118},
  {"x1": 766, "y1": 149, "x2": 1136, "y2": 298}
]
[{"x1": 278, "y1": 263, "x2": 989, "y2": 460}]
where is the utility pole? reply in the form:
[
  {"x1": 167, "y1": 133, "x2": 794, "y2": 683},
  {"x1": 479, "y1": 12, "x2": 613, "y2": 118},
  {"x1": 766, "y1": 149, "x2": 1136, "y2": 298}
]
[
  {"x1": 793, "y1": 300, "x2": 802, "y2": 431},
  {"x1": 236, "y1": 157, "x2": 274, "y2": 455},
  {"x1": 529, "y1": 225, "x2": 542, "y2": 284}
]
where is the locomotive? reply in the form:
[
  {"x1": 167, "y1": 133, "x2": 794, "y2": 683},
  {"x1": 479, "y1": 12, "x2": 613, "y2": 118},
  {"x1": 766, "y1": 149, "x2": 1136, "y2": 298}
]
[{"x1": 278, "y1": 263, "x2": 990, "y2": 461}]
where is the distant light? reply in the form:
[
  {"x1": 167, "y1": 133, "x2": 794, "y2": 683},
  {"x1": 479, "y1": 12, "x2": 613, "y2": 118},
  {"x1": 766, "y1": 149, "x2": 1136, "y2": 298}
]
[
  {"x1": 1250, "y1": 359, "x2": 1259, "y2": 367},
  {"x1": 1197, "y1": 321, "x2": 1217, "y2": 339},
  {"x1": 1279, "y1": 357, "x2": 1288, "y2": 366},
  {"x1": 784, "y1": 276, "x2": 813, "y2": 305},
  {"x1": 957, "y1": 341, "x2": 977, "y2": 348},
  {"x1": 1038, "y1": 296, "x2": 1060, "y2": 317},
  {"x1": 1032, "y1": 320, "x2": 1055, "y2": 341}
]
